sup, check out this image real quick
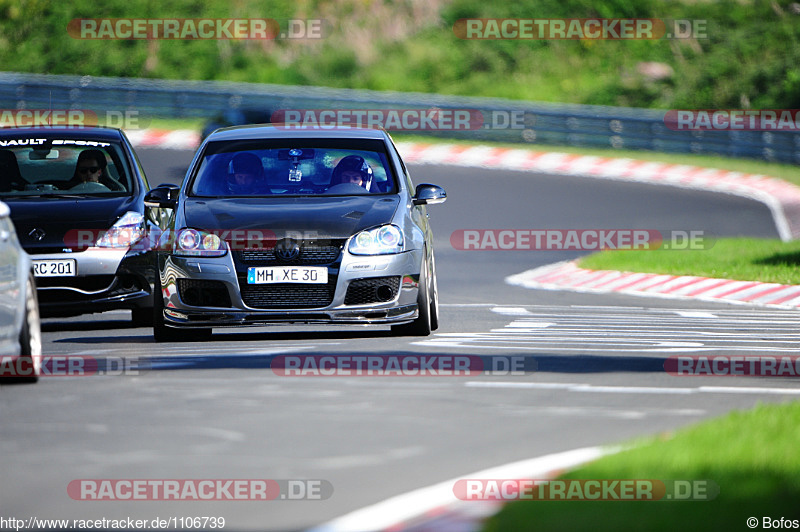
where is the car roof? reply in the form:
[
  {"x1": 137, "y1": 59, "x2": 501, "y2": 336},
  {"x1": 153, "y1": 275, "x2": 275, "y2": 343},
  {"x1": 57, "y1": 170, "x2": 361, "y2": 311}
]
[
  {"x1": 0, "y1": 126, "x2": 124, "y2": 141},
  {"x1": 205, "y1": 123, "x2": 390, "y2": 142}
]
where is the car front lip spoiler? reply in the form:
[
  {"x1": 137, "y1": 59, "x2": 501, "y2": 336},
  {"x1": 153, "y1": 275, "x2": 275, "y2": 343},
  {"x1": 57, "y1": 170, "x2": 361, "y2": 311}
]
[{"x1": 161, "y1": 304, "x2": 418, "y2": 328}]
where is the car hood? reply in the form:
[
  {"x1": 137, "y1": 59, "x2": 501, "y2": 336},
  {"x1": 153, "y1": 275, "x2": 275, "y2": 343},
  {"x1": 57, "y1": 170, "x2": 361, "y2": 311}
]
[
  {"x1": 182, "y1": 195, "x2": 401, "y2": 240},
  {"x1": 6, "y1": 196, "x2": 137, "y2": 252}
]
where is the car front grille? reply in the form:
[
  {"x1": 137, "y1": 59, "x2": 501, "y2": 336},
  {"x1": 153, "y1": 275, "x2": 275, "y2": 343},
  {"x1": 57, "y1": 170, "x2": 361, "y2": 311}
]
[
  {"x1": 344, "y1": 276, "x2": 401, "y2": 306},
  {"x1": 236, "y1": 240, "x2": 344, "y2": 266},
  {"x1": 178, "y1": 279, "x2": 233, "y2": 308},
  {"x1": 239, "y1": 275, "x2": 337, "y2": 309}
]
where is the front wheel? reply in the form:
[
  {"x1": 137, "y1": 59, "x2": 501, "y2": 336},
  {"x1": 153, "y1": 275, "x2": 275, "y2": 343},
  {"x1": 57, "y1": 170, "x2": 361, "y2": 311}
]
[
  {"x1": 7, "y1": 273, "x2": 42, "y2": 383},
  {"x1": 391, "y1": 257, "x2": 432, "y2": 337},
  {"x1": 429, "y1": 251, "x2": 439, "y2": 332}
]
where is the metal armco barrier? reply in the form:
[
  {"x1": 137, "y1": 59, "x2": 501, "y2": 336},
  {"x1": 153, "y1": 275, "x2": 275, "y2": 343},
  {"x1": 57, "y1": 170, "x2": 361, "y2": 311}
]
[{"x1": 0, "y1": 71, "x2": 798, "y2": 164}]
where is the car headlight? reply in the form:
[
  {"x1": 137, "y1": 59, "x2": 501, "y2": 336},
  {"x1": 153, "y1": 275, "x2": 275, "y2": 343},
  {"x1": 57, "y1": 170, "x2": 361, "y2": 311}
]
[
  {"x1": 96, "y1": 211, "x2": 145, "y2": 248},
  {"x1": 348, "y1": 225, "x2": 404, "y2": 255},
  {"x1": 173, "y1": 228, "x2": 227, "y2": 257}
]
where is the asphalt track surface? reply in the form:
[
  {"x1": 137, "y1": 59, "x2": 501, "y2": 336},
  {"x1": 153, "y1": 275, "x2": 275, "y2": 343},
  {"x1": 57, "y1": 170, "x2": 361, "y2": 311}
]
[{"x1": 1, "y1": 147, "x2": 797, "y2": 531}]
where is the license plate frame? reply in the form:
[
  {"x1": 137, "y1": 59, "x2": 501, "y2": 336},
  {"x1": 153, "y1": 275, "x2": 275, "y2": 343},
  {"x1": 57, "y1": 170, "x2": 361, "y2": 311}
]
[
  {"x1": 32, "y1": 259, "x2": 77, "y2": 277},
  {"x1": 247, "y1": 266, "x2": 328, "y2": 285}
]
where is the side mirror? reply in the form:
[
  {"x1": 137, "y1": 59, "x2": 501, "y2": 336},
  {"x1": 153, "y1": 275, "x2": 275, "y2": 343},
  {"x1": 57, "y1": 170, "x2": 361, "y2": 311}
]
[
  {"x1": 145, "y1": 184, "x2": 180, "y2": 208},
  {"x1": 412, "y1": 184, "x2": 447, "y2": 206}
]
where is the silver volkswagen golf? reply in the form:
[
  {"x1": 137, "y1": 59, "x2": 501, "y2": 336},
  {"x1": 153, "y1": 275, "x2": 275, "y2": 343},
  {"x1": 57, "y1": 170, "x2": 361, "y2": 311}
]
[{"x1": 146, "y1": 125, "x2": 446, "y2": 341}]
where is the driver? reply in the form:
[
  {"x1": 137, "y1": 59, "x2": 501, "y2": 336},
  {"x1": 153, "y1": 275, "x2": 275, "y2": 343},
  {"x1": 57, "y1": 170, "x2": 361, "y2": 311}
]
[
  {"x1": 69, "y1": 149, "x2": 111, "y2": 191},
  {"x1": 331, "y1": 155, "x2": 373, "y2": 191},
  {"x1": 227, "y1": 152, "x2": 267, "y2": 195}
]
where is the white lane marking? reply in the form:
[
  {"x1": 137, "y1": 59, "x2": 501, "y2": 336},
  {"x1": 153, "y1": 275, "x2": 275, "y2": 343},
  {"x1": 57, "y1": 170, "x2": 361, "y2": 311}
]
[
  {"x1": 698, "y1": 386, "x2": 800, "y2": 395},
  {"x1": 673, "y1": 311, "x2": 718, "y2": 318},
  {"x1": 490, "y1": 306, "x2": 534, "y2": 316},
  {"x1": 439, "y1": 303, "x2": 500, "y2": 307},
  {"x1": 503, "y1": 321, "x2": 553, "y2": 328},
  {"x1": 306, "y1": 446, "x2": 426, "y2": 471},
  {"x1": 67, "y1": 343, "x2": 341, "y2": 358},
  {"x1": 465, "y1": 381, "x2": 800, "y2": 396},
  {"x1": 307, "y1": 446, "x2": 612, "y2": 532},
  {"x1": 569, "y1": 384, "x2": 696, "y2": 394},
  {"x1": 418, "y1": 304, "x2": 800, "y2": 353},
  {"x1": 524, "y1": 407, "x2": 704, "y2": 419},
  {"x1": 466, "y1": 381, "x2": 694, "y2": 394},
  {"x1": 414, "y1": 340, "x2": 719, "y2": 352}
]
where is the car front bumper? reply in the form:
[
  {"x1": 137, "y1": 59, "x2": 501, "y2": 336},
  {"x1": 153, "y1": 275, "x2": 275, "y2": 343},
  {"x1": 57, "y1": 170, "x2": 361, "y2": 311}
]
[
  {"x1": 30, "y1": 247, "x2": 154, "y2": 317},
  {"x1": 158, "y1": 248, "x2": 424, "y2": 328}
]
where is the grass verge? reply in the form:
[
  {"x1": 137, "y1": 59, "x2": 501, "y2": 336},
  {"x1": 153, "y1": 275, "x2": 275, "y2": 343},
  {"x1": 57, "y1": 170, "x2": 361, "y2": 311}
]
[
  {"x1": 578, "y1": 238, "x2": 800, "y2": 285},
  {"x1": 483, "y1": 401, "x2": 800, "y2": 532}
]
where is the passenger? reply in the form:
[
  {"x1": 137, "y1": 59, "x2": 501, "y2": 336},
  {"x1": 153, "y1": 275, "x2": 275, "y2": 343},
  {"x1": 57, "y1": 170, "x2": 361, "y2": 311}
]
[{"x1": 330, "y1": 155, "x2": 373, "y2": 191}]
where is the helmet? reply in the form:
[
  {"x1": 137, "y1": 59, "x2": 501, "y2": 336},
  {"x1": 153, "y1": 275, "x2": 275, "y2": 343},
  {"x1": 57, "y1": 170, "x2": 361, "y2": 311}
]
[
  {"x1": 331, "y1": 155, "x2": 373, "y2": 191},
  {"x1": 227, "y1": 152, "x2": 264, "y2": 194}
]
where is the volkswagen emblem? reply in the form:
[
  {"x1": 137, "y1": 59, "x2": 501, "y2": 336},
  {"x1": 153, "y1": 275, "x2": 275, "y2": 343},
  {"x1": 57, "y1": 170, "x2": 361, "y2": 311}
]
[
  {"x1": 274, "y1": 238, "x2": 301, "y2": 262},
  {"x1": 28, "y1": 228, "x2": 46, "y2": 241}
]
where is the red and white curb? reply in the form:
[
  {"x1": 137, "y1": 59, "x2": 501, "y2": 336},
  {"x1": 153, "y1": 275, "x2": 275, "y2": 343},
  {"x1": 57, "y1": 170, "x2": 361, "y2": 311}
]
[
  {"x1": 396, "y1": 142, "x2": 800, "y2": 242},
  {"x1": 307, "y1": 446, "x2": 611, "y2": 532},
  {"x1": 507, "y1": 260, "x2": 800, "y2": 309},
  {"x1": 125, "y1": 128, "x2": 200, "y2": 150}
]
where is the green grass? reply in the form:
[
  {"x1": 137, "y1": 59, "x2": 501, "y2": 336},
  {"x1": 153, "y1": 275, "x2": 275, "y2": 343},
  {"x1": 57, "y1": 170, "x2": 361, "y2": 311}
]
[
  {"x1": 96, "y1": 116, "x2": 205, "y2": 131},
  {"x1": 484, "y1": 402, "x2": 800, "y2": 532},
  {"x1": 578, "y1": 238, "x2": 800, "y2": 285}
]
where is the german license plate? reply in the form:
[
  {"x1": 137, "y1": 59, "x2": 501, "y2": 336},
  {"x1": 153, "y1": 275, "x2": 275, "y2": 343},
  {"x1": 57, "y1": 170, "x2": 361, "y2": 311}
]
[
  {"x1": 247, "y1": 266, "x2": 327, "y2": 284},
  {"x1": 32, "y1": 259, "x2": 77, "y2": 277}
]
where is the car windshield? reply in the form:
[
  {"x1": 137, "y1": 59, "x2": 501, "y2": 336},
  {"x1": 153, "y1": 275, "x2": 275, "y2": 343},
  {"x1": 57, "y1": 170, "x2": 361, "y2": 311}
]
[
  {"x1": 0, "y1": 138, "x2": 132, "y2": 198},
  {"x1": 190, "y1": 138, "x2": 397, "y2": 197}
]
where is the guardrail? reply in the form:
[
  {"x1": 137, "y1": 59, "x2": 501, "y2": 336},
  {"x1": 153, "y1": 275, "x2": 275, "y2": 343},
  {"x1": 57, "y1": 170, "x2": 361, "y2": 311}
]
[{"x1": 0, "y1": 71, "x2": 798, "y2": 164}]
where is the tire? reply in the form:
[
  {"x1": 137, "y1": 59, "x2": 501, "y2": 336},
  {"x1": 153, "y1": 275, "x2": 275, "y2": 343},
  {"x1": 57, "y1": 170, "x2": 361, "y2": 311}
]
[
  {"x1": 6, "y1": 273, "x2": 42, "y2": 384},
  {"x1": 391, "y1": 253, "x2": 432, "y2": 337},
  {"x1": 153, "y1": 274, "x2": 211, "y2": 342},
  {"x1": 429, "y1": 251, "x2": 439, "y2": 332}
]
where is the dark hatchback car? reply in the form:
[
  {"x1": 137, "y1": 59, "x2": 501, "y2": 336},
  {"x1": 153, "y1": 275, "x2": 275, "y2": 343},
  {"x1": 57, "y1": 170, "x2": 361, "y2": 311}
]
[
  {"x1": 0, "y1": 127, "x2": 156, "y2": 322},
  {"x1": 146, "y1": 124, "x2": 446, "y2": 341},
  {"x1": 201, "y1": 108, "x2": 274, "y2": 141}
]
